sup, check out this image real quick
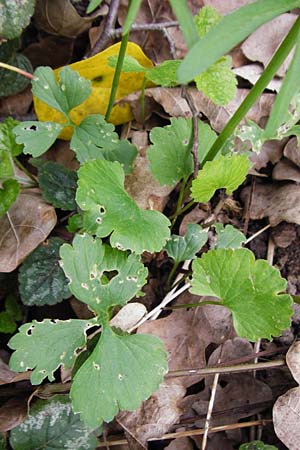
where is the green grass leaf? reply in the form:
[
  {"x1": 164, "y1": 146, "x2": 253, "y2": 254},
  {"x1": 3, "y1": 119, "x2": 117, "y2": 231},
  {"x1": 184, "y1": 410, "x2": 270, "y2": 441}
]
[
  {"x1": 168, "y1": 0, "x2": 199, "y2": 49},
  {"x1": 30, "y1": 159, "x2": 78, "y2": 210},
  {"x1": 13, "y1": 121, "x2": 64, "y2": 157},
  {"x1": 191, "y1": 154, "x2": 249, "y2": 203},
  {"x1": 76, "y1": 160, "x2": 171, "y2": 253},
  {"x1": 0, "y1": 179, "x2": 20, "y2": 217},
  {"x1": 32, "y1": 66, "x2": 91, "y2": 116},
  {"x1": 70, "y1": 115, "x2": 137, "y2": 173},
  {"x1": 9, "y1": 396, "x2": 98, "y2": 450},
  {"x1": 8, "y1": 319, "x2": 95, "y2": 384},
  {"x1": 148, "y1": 117, "x2": 193, "y2": 185},
  {"x1": 60, "y1": 234, "x2": 148, "y2": 317},
  {"x1": 195, "y1": 56, "x2": 237, "y2": 105},
  {"x1": 165, "y1": 223, "x2": 208, "y2": 264},
  {"x1": 178, "y1": 0, "x2": 300, "y2": 83},
  {"x1": 18, "y1": 238, "x2": 72, "y2": 306},
  {"x1": 86, "y1": 0, "x2": 103, "y2": 14},
  {"x1": 190, "y1": 248, "x2": 293, "y2": 341},
  {"x1": 71, "y1": 326, "x2": 168, "y2": 427},
  {"x1": 214, "y1": 224, "x2": 246, "y2": 249}
]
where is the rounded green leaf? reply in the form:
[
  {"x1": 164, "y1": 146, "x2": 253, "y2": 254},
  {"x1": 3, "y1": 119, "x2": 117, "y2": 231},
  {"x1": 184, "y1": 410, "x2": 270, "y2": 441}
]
[
  {"x1": 9, "y1": 395, "x2": 98, "y2": 450},
  {"x1": 0, "y1": 0, "x2": 36, "y2": 39},
  {"x1": 214, "y1": 223, "x2": 246, "y2": 249},
  {"x1": 14, "y1": 121, "x2": 63, "y2": 157},
  {"x1": 8, "y1": 318, "x2": 95, "y2": 384},
  {"x1": 76, "y1": 160, "x2": 170, "y2": 253},
  {"x1": 165, "y1": 223, "x2": 208, "y2": 264},
  {"x1": 18, "y1": 238, "x2": 71, "y2": 306},
  {"x1": 191, "y1": 154, "x2": 249, "y2": 203},
  {"x1": 71, "y1": 326, "x2": 168, "y2": 427},
  {"x1": 190, "y1": 248, "x2": 293, "y2": 341},
  {"x1": 60, "y1": 234, "x2": 148, "y2": 316}
]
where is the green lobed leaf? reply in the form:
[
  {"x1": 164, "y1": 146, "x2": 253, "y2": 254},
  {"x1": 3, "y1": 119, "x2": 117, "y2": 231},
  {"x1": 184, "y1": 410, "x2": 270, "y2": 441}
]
[
  {"x1": 194, "y1": 5, "x2": 222, "y2": 37},
  {"x1": 30, "y1": 159, "x2": 77, "y2": 210},
  {"x1": 235, "y1": 120, "x2": 266, "y2": 153},
  {"x1": 9, "y1": 395, "x2": 98, "y2": 450},
  {"x1": 147, "y1": 117, "x2": 193, "y2": 185},
  {"x1": 239, "y1": 441, "x2": 278, "y2": 450},
  {"x1": 191, "y1": 154, "x2": 249, "y2": 203},
  {"x1": 8, "y1": 318, "x2": 95, "y2": 384},
  {"x1": 0, "y1": 54, "x2": 32, "y2": 97},
  {"x1": 18, "y1": 238, "x2": 72, "y2": 306},
  {"x1": 108, "y1": 55, "x2": 145, "y2": 73},
  {"x1": 195, "y1": 56, "x2": 237, "y2": 105},
  {"x1": 0, "y1": 179, "x2": 20, "y2": 217},
  {"x1": 0, "y1": 0, "x2": 36, "y2": 39},
  {"x1": 60, "y1": 234, "x2": 148, "y2": 317},
  {"x1": 190, "y1": 248, "x2": 293, "y2": 341},
  {"x1": 32, "y1": 66, "x2": 91, "y2": 116},
  {"x1": 178, "y1": 0, "x2": 300, "y2": 83},
  {"x1": 145, "y1": 60, "x2": 181, "y2": 87},
  {"x1": 0, "y1": 150, "x2": 13, "y2": 180},
  {"x1": 13, "y1": 121, "x2": 63, "y2": 157},
  {"x1": 214, "y1": 223, "x2": 246, "y2": 249},
  {"x1": 76, "y1": 160, "x2": 171, "y2": 253},
  {"x1": 71, "y1": 325, "x2": 168, "y2": 427},
  {"x1": 70, "y1": 115, "x2": 137, "y2": 173},
  {"x1": 165, "y1": 223, "x2": 208, "y2": 264}
]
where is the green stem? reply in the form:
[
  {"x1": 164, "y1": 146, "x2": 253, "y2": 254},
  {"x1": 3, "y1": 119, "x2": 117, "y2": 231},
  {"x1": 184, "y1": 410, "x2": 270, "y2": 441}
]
[
  {"x1": 0, "y1": 62, "x2": 35, "y2": 80},
  {"x1": 171, "y1": 176, "x2": 189, "y2": 226},
  {"x1": 170, "y1": 198, "x2": 194, "y2": 220},
  {"x1": 201, "y1": 17, "x2": 300, "y2": 165},
  {"x1": 105, "y1": 33, "x2": 129, "y2": 121},
  {"x1": 166, "y1": 261, "x2": 179, "y2": 292}
]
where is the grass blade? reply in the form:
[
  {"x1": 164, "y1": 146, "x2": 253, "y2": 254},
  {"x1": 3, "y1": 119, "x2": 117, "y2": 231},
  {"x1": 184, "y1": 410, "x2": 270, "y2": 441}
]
[
  {"x1": 122, "y1": 0, "x2": 142, "y2": 35},
  {"x1": 168, "y1": 0, "x2": 199, "y2": 49},
  {"x1": 178, "y1": 0, "x2": 300, "y2": 83}
]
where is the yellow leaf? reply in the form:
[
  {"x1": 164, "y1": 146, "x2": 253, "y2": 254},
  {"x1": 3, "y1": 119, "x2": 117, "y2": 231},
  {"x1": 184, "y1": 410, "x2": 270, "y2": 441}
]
[{"x1": 33, "y1": 42, "x2": 153, "y2": 140}]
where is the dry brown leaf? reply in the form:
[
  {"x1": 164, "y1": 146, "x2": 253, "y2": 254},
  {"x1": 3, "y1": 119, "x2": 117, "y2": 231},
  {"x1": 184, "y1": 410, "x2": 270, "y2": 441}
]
[
  {"x1": 203, "y1": 0, "x2": 255, "y2": 14},
  {"x1": 286, "y1": 341, "x2": 300, "y2": 384},
  {"x1": 165, "y1": 437, "x2": 194, "y2": 450},
  {"x1": 273, "y1": 387, "x2": 300, "y2": 450},
  {"x1": 0, "y1": 86, "x2": 32, "y2": 116},
  {"x1": 0, "y1": 189, "x2": 57, "y2": 272},
  {"x1": 41, "y1": 140, "x2": 79, "y2": 171},
  {"x1": 271, "y1": 223, "x2": 297, "y2": 248},
  {"x1": 34, "y1": 0, "x2": 99, "y2": 38},
  {"x1": 117, "y1": 380, "x2": 186, "y2": 447},
  {"x1": 272, "y1": 158, "x2": 300, "y2": 182},
  {"x1": 284, "y1": 137, "x2": 300, "y2": 167},
  {"x1": 240, "y1": 183, "x2": 300, "y2": 226},
  {"x1": 24, "y1": 35, "x2": 74, "y2": 69},
  {"x1": 233, "y1": 64, "x2": 282, "y2": 92},
  {"x1": 0, "y1": 358, "x2": 31, "y2": 385},
  {"x1": 0, "y1": 397, "x2": 29, "y2": 432},
  {"x1": 241, "y1": 14, "x2": 297, "y2": 78},
  {"x1": 125, "y1": 88, "x2": 274, "y2": 133},
  {"x1": 250, "y1": 139, "x2": 285, "y2": 170}
]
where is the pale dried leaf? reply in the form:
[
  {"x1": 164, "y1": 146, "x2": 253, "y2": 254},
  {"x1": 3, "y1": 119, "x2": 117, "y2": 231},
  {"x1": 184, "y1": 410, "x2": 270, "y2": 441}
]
[
  {"x1": 250, "y1": 139, "x2": 285, "y2": 170},
  {"x1": 203, "y1": 0, "x2": 255, "y2": 15},
  {"x1": 0, "y1": 85, "x2": 32, "y2": 116},
  {"x1": 110, "y1": 303, "x2": 147, "y2": 331},
  {"x1": 0, "y1": 397, "x2": 29, "y2": 432},
  {"x1": 241, "y1": 183, "x2": 300, "y2": 226},
  {"x1": 284, "y1": 137, "x2": 300, "y2": 167},
  {"x1": 233, "y1": 64, "x2": 282, "y2": 92},
  {"x1": 241, "y1": 14, "x2": 298, "y2": 78},
  {"x1": 0, "y1": 358, "x2": 31, "y2": 385},
  {"x1": 165, "y1": 437, "x2": 193, "y2": 450},
  {"x1": 0, "y1": 189, "x2": 57, "y2": 272},
  {"x1": 273, "y1": 386, "x2": 300, "y2": 450},
  {"x1": 286, "y1": 341, "x2": 300, "y2": 384},
  {"x1": 272, "y1": 158, "x2": 300, "y2": 182}
]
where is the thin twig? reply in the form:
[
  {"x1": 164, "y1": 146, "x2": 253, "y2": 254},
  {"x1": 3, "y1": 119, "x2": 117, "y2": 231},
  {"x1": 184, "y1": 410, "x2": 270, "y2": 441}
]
[
  {"x1": 87, "y1": 0, "x2": 120, "y2": 56},
  {"x1": 96, "y1": 419, "x2": 272, "y2": 447},
  {"x1": 112, "y1": 20, "x2": 179, "y2": 36},
  {"x1": 244, "y1": 224, "x2": 271, "y2": 245}
]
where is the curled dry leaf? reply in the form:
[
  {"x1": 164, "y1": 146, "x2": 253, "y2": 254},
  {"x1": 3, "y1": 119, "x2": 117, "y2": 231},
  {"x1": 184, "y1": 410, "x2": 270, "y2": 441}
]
[
  {"x1": 273, "y1": 342, "x2": 300, "y2": 450},
  {"x1": 241, "y1": 183, "x2": 300, "y2": 226},
  {"x1": 284, "y1": 137, "x2": 300, "y2": 168},
  {"x1": 241, "y1": 14, "x2": 298, "y2": 78},
  {"x1": 24, "y1": 35, "x2": 74, "y2": 70},
  {"x1": 250, "y1": 139, "x2": 285, "y2": 171},
  {"x1": 34, "y1": 0, "x2": 99, "y2": 38},
  {"x1": 203, "y1": 0, "x2": 255, "y2": 15},
  {"x1": 0, "y1": 397, "x2": 29, "y2": 432},
  {"x1": 0, "y1": 189, "x2": 57, "y2": 272},
  {"x1": 0, "y1": 357, "x2": 31, "y2": 385},
  {"x1": 0, "y1": 85, "x2": 32, "y2": 116},
  {"x1": 233, "y1": 64, "x2": 282, "y2": 92},
  {"x1": 272, "y1": 158, "x2": 300, "y2": 182}
]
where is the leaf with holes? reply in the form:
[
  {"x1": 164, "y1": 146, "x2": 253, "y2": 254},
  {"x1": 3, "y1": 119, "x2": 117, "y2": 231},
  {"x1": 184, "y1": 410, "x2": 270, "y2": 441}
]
[
  {"x1": 70, "y1": 115, "x2": 137, "y2": 173},
  {"x1": 190, "y1": 248, "x2": 293, "y2": 341},
  {"x1": 0, "y1": 179, "x2": 20, "y2": 217},
  {"x1": 32, "y1": 66, "x2": 91, "y2": 116},
  {"x1": 236, "y1": 120, "x2": 266, "y2": 153},
  {"x1": 76, "y1": 160, "x2": 170, "y2": 253},
  {"x1": 191, "y1": 154, "x2": 249, "y2": 203},
  {"x1": 214, "y1": 223, "x2": 246, "y2": 249},
  {"x1": 30, "y1": 159, "x2": 77, "y2": 210},
  {"x1": 18, "y1": 238, "x2": 72, "y2": 306},
  {"x1": 0, "y1": 0, "x2": 36, "y2": 39},
  {"x1": 165, "y1": 223, "x2": 208, "y2": 264},
  {"x1": 13, "y1": 121, "x2": 64, "y2": 157},
  {"x1": 71, "y1": 325, "x2": 168, "y2": 427},
  {"x1": 147, "y1": 118, "x2": 193, "y2": 185},
  {"x1": 9, "y1": 396, "x2": 98, "y2": 450},
  {"x1": 60, "y1": 234, "x2": 148, "y2": 316},
  {"x1": 8, "y1": 319, "x2": 95, "y2": 385}
]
